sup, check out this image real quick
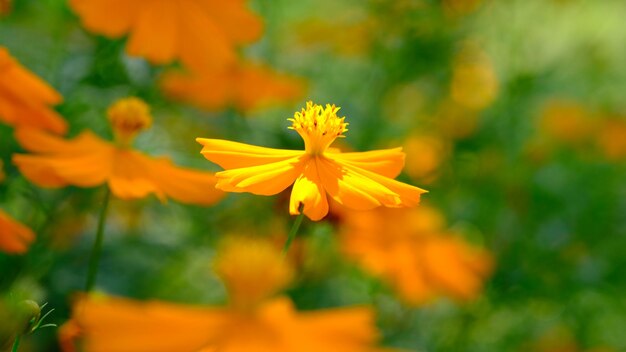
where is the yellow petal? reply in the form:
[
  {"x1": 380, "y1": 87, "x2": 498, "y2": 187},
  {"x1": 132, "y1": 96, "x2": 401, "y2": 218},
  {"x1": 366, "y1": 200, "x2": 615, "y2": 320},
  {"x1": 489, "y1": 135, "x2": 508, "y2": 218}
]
[
  {"x1": 216, "y1": 157, "x2": 304, "y2": 196},
  {"x1": 318, "y1": 156, "x2": 426, "y2": 210},
  {"x1": 341, "y1": 161, "x2": 427, "y2": 208},
  {"x1": 327, "y1": 147, "x2": 405, "y2": 178},
  {"x1": 289, "y1": 159, "x2": 329, "y2": 221},
  {"x1": 197, "y1": 138, "x2": 303, "y2": 170}
]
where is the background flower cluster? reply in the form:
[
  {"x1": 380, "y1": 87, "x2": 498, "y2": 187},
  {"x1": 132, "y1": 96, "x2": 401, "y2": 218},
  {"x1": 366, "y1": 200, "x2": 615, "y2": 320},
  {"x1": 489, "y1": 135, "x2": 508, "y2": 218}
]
[{"x1": 1, "y1": 0, "x2": 626, "y2": 351}]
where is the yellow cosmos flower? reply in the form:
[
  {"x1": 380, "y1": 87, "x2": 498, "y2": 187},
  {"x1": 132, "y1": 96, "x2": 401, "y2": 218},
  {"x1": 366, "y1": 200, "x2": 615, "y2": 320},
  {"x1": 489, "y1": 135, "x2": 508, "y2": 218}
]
[
  {"x1": 62, "y1": 237, "x2": 388, "y2": 352},
  {"x1": 197, "y1": 102, "x2": 427, "y2": 220},
  {"x1": 13, "y1": 98, "x2": 223, "y2": 206},
  {"x1": 0, "y1": 210, "x2": 35, "y2": 254},
  {"x1": 0, "y1": 47, "x2": 67, "y2": 134},
  {"x1": 337, "y1": 205, "x2": 493, "y2": 305},
  {"x1": 69, "y1": 0, "x2": 262, "y2": 73}
]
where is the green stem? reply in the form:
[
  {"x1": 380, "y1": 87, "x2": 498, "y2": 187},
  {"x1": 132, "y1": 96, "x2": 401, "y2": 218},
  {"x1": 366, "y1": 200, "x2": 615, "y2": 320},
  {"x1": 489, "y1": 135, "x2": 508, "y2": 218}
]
[
  {"x1": 282, "y1": 204, "x2": 305, "y2": 256},
  {"x1": 84, "y1": 187, "x2": 111, "y2": 292},
  {"x1": 11, "y1": 334, "x2": 21, "y2": 352}
]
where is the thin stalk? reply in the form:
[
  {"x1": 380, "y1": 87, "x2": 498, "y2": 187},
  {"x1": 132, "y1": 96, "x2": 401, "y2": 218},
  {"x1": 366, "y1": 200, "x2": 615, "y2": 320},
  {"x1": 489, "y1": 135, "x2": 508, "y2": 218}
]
[
  {"x1": 11, "y1": 334, "x2": 21, "y2": 352},
  {"x1": 84, "y1": 187, "x2": 111, "y2": 292},
  {"x1": 282, "y1": 204, "x2": 305, "y2": 256}
]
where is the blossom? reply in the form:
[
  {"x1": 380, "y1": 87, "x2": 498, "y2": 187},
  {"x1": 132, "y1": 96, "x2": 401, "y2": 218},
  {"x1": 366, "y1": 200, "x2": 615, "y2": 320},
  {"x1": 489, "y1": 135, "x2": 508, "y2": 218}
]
[
  {"x1": 450, "y1": 41, "x2": 498, "y2": 111},
  {"x1": 0, "y1": 210, "x2": 35, "y2": 254},
  {"x1": 62, "y1": 237, "x2": 388, "y2": 352},
  {"x1": 197, "y1": 101, "x2": 426, "y2": 220},
  {"x1": 69, "y1": 0, "x2": 262, "y2": 73},
  {"x1": 402, "y1": 134, "x2": 449, "y2": 182},
  {"x1": 539, "y1": 100, "x2": 594, "y2": 145},
  {"x1": 213, "y1": 237, "x2": 294, "y2": 309},
  {"x1": 597, "y1": 117, "x2": 626, "y2": 161},
  {"x1": 0, "y1": 46, "x2": 67, "y2": 134},
  {"x1": 13, "y1": 97, "x2": 223, "y2": 206},
  {"x1": 337, "y1": 205, "x2": 493, "y2": 305},
  {"x1": 0, "y1": 0, "x2": 11, "y2": 16},
  {"x1": 161, "y1": 63, "x2": 304, "y2": 112}
]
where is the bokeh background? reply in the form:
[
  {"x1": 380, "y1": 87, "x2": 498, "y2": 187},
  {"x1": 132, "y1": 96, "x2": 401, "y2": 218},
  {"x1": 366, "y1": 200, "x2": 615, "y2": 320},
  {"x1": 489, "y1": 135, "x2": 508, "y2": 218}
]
[{"x1": 1, "y1": 0, "x2": 626, "y2": 351}]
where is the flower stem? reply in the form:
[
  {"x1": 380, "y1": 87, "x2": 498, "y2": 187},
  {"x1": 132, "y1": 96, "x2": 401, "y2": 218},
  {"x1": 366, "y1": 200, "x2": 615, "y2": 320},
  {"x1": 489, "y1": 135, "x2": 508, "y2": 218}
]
[
  {"x1": 11, "y1": 334, "x2": 21, "y2": 352},
  {"x1": 282, "y1": 204, "x2": 305, "y2": 256},
  {"x1": 84, "y1": 187, "x2": 111, "y2": 292}
]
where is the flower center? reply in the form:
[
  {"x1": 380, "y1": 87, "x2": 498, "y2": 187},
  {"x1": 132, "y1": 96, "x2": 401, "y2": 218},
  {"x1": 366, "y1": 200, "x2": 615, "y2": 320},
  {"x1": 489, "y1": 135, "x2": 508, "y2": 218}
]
[
  {"x1": 288, "y1": 101, "x2": 348, "y2": 155},
  {"x1": 107, "y1": 97, "x2": 152, "y2": 147}
]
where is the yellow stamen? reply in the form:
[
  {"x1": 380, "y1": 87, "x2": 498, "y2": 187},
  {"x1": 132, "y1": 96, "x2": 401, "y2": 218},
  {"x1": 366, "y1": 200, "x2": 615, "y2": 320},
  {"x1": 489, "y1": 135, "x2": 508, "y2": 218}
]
[
  {"x1": 107, "y1": 97, "x2": 152, "y2": 146},
  {"x1": 288, "y1": 101, "x2": 348, "y2": 155}
]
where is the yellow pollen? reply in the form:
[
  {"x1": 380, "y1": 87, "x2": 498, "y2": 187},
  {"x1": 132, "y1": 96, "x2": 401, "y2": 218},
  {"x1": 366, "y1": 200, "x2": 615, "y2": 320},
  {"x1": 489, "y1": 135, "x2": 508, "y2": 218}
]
[
  {"x1": 107, "y1": 97, "x2": 152, "y2": 146},
  {"x1": 288, "y1": 101, "x2": 348, "y2": 155}
]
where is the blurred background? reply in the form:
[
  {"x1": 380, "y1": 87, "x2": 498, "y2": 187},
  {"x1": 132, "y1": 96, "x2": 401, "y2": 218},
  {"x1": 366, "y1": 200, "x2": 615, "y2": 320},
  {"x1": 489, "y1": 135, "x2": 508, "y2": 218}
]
[{"x1": 1, "y1": 0, "x2": 626, "y2": 351}]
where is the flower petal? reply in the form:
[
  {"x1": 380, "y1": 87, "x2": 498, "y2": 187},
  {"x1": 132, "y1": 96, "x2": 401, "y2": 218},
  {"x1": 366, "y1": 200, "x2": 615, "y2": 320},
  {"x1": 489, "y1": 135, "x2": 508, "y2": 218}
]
[
  {"x1": 216, "y1": 157, "x2": 304, "y2": 196},
  {"x1": 0, "y1": 210, "x2": 35, "y2": 254},
  {"x1": 327, "y1": 147, "x2": 405, "y2": 178},
  {"x1": 126, "y1": 1, "x2": 178, "y2": 64},
  {"x1": 109, "y1": 150, "x2": 161, "y2": 200},
  {"x1": 148, "y1": 156, "x2": 224, "y2": 206},
  {"x1": 12, "y1": 131, "x2": 114, "y2": 189},
  {"x1": 317, "y1": 157, "x2": 426, "y2": 210},
  {"x1": 69, "y1": 0, "x2": 142, "y2": 37},
  {"x1": 289, "y1": 159, "x2": 329, "y2": 221},
  {"x1": 74, "y1": 295, "x2": 227, "y2": 352},
  {"x1": 197, "y1": 138, "x2": 303, "y2": 169}
]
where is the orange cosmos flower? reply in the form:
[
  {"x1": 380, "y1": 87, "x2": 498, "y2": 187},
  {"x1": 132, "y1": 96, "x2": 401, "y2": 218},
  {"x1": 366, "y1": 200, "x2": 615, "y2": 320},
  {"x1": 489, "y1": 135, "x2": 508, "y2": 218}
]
[
  {"x1": 539, "y1": 100, "x2": 594, "y2": 145},
  {"x1": 0, "y1": 210, "x2": 35, "y2": 254},
  {"x1": 69, "y1": 0, "x2": 262, "y2": 73},
  {"x1": 13, "y1": 97, "x2": 223, "y2": 205},
  {"x1": 597, "y1": 117, "x2": 626, "y2": 161},
  {"x1": 0, "y1": 47, "x2": 67, "y2": 134},
  {"x1": 0, "y1": 0, "x2": 11, "y2": 16},
  {"x1": 337, "y1": 205, "x2": 493, "y2": 305},
  {"x1": 63, "y1": 237, "x2": 388, "y2": 352},
  {"x1": 161, "y1": 63, "x2": 304, "y2": 112},
  {"x1": 197, "y1": 101, "x2": 427, "y2": 221}
]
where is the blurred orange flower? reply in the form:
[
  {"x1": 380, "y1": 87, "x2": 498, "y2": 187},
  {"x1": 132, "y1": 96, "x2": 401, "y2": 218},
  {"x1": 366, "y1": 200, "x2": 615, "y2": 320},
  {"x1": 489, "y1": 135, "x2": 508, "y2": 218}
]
[
  {"x1": 214, "y1": 237, "x2": 294, "y2": 309},
  {"x1": 62, "y1": 237, "x2": 388, "y2": 352},
  {"x1": 337, "y1": 205, "x2": 493, "y2": 305},
  {"x1": 197, "y1": 101, "x2": 426, "y2": 220},
  {"x1": 0, "y1": 210, "x2": 35, "y2": 254},
  {"x1": 597, "y1": 117, "x2": 626, "y2": 161},
  {"x1": 161, "y1": 63, "x2": 304, "y2": 112},
  {"x1": 539, "y1": 100, "x2": 594, "y2": 145},
  {"x1": 0, "y1": 0, "x2": 11, "y2": 16},
  {"x1": 403, "y1": 134, "x2": 450, "y2": 182},
  {"x1": 13, "y1": 97, "x2": 223, "y2": 206},
  {"x1": 69, "y1": 0, "x2": 262, "y2": 73},
  {"x1": 0, "y1": 47, "x2": 67, "y2": 134}
]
